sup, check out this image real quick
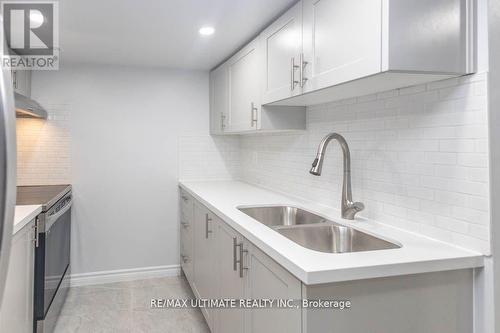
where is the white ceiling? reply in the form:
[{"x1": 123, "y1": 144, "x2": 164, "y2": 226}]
[{"x1": 58, "y1": 0, "x2": 297, "y2": 70}]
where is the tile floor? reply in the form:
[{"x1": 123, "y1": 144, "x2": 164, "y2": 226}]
[{"x1": 54, "y1": 276, "x2": 210, "y2": 333}]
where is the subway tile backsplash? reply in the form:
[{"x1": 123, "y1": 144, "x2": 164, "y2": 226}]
[
  {"x1": 240, "y1": 73, "x2": 490, "y2": 254},
  {"x1": 178, "y1": 133, "x2": 240, "y2": 181},
  {"x1": 16, "y1": 104, "x2": 71, "y2": 186}
]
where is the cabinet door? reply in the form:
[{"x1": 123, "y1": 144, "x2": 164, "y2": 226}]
[
  {"x1": 226, "y1": 39, "x2": 261, "y2": 133},
  {"x1": 215, "y1": 220, "x2": 246, "y2": 333},
  {"x1": 245, "y1": 242, "x2": 302, "y2": 333},
  {"x1": 302, "y1": 0, "x2": 382, "y2": 92},
  {"x1": 192, "y1": 202, "x2": 217, "y2": 330},
  {"x1": 260, "y1": 2, "x2": 303, "y2": 104},
  {"x1": 179, "y1": 190, "x2": 194, "y2": 281},
  {"x1": 11, "y1": 70, "x2": 31, "y2": 96},
  {"x1": 0, "y1": 220, "x2": 35, "y2": 333},
  {"x1": 210, "y1": 64, "x2": 228, "y2": 135}
]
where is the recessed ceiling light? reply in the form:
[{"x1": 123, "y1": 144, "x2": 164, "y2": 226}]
[{"x1": 199, "y1": 26, "x2": 215, "y2": 36}]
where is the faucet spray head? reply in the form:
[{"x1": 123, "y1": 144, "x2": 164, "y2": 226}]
[{"x1": 309, "y1": 155, "x2": 322, "y2": 176}]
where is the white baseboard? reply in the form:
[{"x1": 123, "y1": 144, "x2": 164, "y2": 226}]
[{"x1": 69, "y1": 265, "x2": 181, "y2": 287}]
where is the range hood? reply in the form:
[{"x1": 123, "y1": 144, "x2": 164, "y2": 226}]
[{"x1": 15, "y1": 93, "x2": 47, "y2": 119}]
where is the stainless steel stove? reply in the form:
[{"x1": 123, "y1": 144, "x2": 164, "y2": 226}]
[{"x1": 17, "y1": 185, "x2": 72, "y2": 333}]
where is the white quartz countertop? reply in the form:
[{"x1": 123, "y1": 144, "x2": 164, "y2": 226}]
[
  {"x1": 13, "y1": 205, "x2": 42, "y2": 235},
  {"x1": 179, "y1": 180, "x2": 484, "y2": 285}
]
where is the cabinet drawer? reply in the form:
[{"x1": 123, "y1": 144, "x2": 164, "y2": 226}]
[
  {"x1": 179, "y1": 190, "x2": 193, "y2": 221},
  {"x1": 180, "y1": 226, "x2": 193, "y2": 280},
  {"x1": 180, "y1": 220, "x2": 193, "y2": 249},
  {"x1": 180, "y1": 189, "x2": 192, "y2": 208},
  {"x1": 180, "y1": 208, "x2": 191, "y2": 225},
  {"x1": 179, "y1": 188, "x2": 194, "y2": 280}
]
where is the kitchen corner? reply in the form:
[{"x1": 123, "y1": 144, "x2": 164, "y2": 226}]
[{"x1": 1, "y1": 1, "x2": 499, "y2": 333}]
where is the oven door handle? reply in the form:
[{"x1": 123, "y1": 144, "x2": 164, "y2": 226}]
[{"x1": 46, "y1": 200, "x2": 72, "y2": 231}]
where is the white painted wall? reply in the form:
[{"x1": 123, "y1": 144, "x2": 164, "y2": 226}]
[{"x1": 29, "y1": 64, "x2": 233, "y2": 275}]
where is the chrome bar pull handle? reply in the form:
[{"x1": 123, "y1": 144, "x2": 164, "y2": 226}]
[
  {"x1": 31, "y1": 224, "x2": 37, "y2": 247},
  {"x1": 238, "y1": 242, "x2": 248, "y2": 278},
  {"x1": 290, "y1": 57, "x2": 299, "y2": 91},
  {"x1": 12, "y1": 71, "x2": 16, "y2": 89},
  {"x1": 32, "y1": 218, "x2": 39, "y2": 248},
  {"x1": 251, "y1": 102, "x2": 258, "y2": 127},
  {"x1": 233, "y1": 237, "x2": 238, "y2": 271},
  {"x1": 205, "y1": 213, "x2": 212, "y2": 239},
  {"x1": 220, "y1": 113, "x2": 226, "y2": 130},
  {"x1": 300, "y1": 53, "x2": 308, "y2": 87}
]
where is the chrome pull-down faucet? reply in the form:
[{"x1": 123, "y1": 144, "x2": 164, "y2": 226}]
[{"x1": 310, "y1": 133, "x2": 364, "y2": 220}]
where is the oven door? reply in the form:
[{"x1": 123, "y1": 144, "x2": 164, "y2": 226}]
[{"x1": 34, "y1": 193, "x2": 71, "y2": 325}]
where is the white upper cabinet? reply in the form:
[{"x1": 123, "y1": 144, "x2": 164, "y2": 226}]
[
  {"x1": 209, "y1": 63, "x2": 228, "y2": 135},
  {"x1": 260, "y1": 2, "x2": 303, "y2": 104},
  {"x1": 226, "y1": 38, "x2": 261, "y2": 133},
  {"x1": 384, "y1": 0, "x2": 473, "y2": 73},
  {"x1": 209, "y1": 0, "x2": 475, "y2": 131},
  {"x1": 302, "y1": 0, "x2": 382, "y2": 92},
  {"x1": 209, "y1": 35, "x2": 306, "y2": 135},
  {"x1": 272, "y1": 0, "x2": 475, "y2": 106}
]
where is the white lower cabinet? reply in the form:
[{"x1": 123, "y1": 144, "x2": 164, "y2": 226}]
[
  {"x1": 245, "y1": 242, "x2": 302, "y2": 333},
  {"x1": 215, "y1": 220, "x2": 245, "y2": 333},
  {"x1": 192, "y1": 201, "x2": 217, "y2": 330},
  {"x1": 181, "y1": 191, "x2": 302, "y2": 333},
  {"x1": 0, "y1": 219, "x2": 36, "y2": 333},
  {"x1": 215, "y1": 220, "x2": 302, "y2": 333},
  {"x1": 179, "y1": 188, "x2": 474, "y2": 333}
]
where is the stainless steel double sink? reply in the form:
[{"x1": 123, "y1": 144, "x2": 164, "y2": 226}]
[{"x1": 238, "y1": 206, "x2": 400, "y2": 253}]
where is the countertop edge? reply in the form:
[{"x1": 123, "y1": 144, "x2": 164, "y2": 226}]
[
  {"x1": 303, "y1": 256, "x2": 484, "y2": 284},
  {"x1": 13, "y1": 205, "x2": 42, "y2": 235},
  {"x1": 179, "y1": 181, "x2": 484, "y2": 285}
]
